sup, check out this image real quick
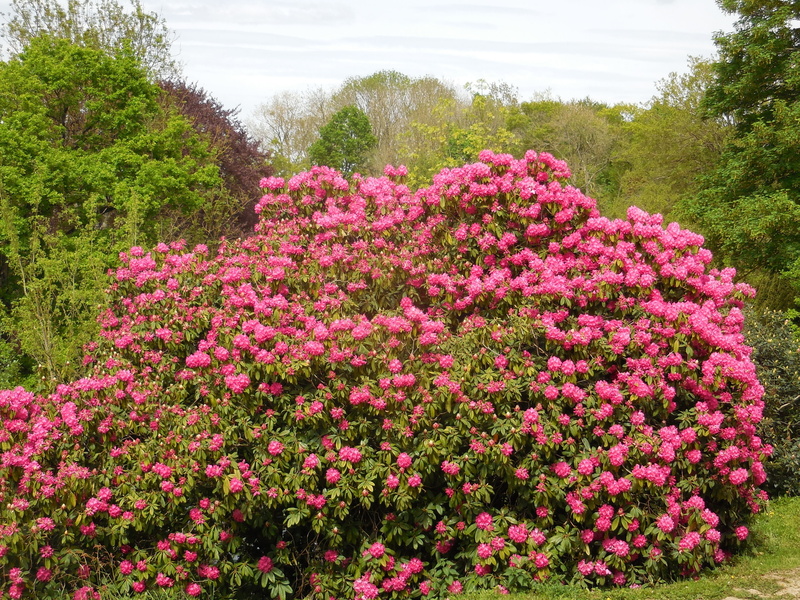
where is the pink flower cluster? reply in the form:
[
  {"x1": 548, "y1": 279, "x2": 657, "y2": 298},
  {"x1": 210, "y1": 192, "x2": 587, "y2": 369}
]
[{"x1": 0, "y1": 150, "x2": 770, "y2": 598}]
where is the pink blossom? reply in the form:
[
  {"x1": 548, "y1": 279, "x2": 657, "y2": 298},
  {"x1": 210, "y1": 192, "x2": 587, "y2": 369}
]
[
  {"x1": 257, "y1": 556, "x2": 273, "y2": 573},
  {"x1": 729, "y1": 468, "x2": 749, "y2": 485},
  {"x1": 477, "y1": 543, "x2": 492, "y2": 559},
  {"x1": 508, "y1": 524, "x2": 528, "y2": 543},
  {"x1": 441, "y1": 460, "x2": 460, "y2": 475},
  {"x1": 224, "y1": 373, "x2": 250, "y2": 393},
  {"x1": 551, "y1": 462, "x2": 571, "y2": 478},
  {"x1": 678, "y1": 532, "x2": 701, "y2": 552},
  {"x1": 339, "y1": 446, "x2": 363, "y2": 463},
  {"x1": 447, "y1": 580, "x2": 463, "y2": 594},
  {"x1": 656, "y1": 514, "x2": 675, "y2": 533},
  {"x1": 577, "y1": 560, "x2": 594, "y2": 576},
  {"x1": 476, "y1": 512, "x2": 494, "y2": 531}
]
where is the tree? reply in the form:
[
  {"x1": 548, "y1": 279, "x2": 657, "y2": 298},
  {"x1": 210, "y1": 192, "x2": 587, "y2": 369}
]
[
  {"x1": 334, "y1": 70, "x2": 462, "y2": 171},
  {"x1": 618, "y1": 58, "x2": 730, "y2": 222},
  {"x1": 249, "y1": 88, "x2": 334, "y2": 176},
  {"x1": 0, "y1": 35, "x2": 220, "y2": 383},
  {"x1": 543, "y1": 101, "x2": 624, "y2": 200},
  {"x1": 400, "y1": 81, "x2": 519, "y2": 186},
  {"x1": 158, "y1": 79, "x2": 273, "y2": 238},
  {"x1": 251, "y1": 72, "x2": 462, "y2": 177},
  {"x1": 684, "y1": 1, "x2": 800, "y2": 283},
  {"x1": 308, "y1": 105, "x2": 377, "y2": 175},
  {"x1": 512, "y1": 96, "x2": 628, "y2": 204},
  {"x1": 1, "y1": 0, "x2": 177, "y2": 77}
]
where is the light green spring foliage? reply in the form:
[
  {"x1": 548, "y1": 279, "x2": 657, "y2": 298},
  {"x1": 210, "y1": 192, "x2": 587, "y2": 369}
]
[
  {"x1": 252, "y1": 70, "x2": 465, "y2": 178},
  {"x1": 1, "y1": 0, "x2": 177, "y2": 78},
  {"x1": 617, "y1": 57, "x2": 729, "y2": 223},
  {"x1": 253, "y1": 74, "x2": 635, "y2": 200},
  {"x1": 0, "y1": 35, "x2": 221, "y2": 385},
  {"x1": 401, "y1": 81, "x2": 520, "y2": 187},
  {"x1": 512, "y1": 96, "x2": 630, "y2": 205}
]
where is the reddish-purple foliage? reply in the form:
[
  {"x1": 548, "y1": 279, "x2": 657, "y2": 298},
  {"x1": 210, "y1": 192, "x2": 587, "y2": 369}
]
[
  {"x1": 159, "y1": 79, "x2": 273, "y2": 234},
  {"x1": 0, "y1": 150, "x2": 769, "y2": 598}
]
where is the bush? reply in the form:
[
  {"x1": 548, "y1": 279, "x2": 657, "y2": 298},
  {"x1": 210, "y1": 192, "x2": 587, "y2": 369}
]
[
  {"x1": 0, "y1": 151, "x2": 770, "y2": 598},
  {"x1": 744, "y1": 309, "x2": 800, "y2": 496}
]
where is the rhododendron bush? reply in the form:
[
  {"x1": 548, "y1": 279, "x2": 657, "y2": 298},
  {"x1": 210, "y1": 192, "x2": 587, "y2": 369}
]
[{"x1": 0, "y1": 150, "x2": 770, "y2": 599}]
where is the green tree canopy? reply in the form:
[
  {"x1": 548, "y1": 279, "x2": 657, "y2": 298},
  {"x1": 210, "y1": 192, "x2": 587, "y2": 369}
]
[
  {"x1": 0, "y1": 35, "x2": 221, "y2": 383},
  {"x1": 684, "y1": 1, "x2": 800, "y2": 282},
  {"x1": 619, "y1": 58, "x2": 729, "y2": 222},
  {"x1": 0, "y1": 35, "x2": 218, "y2": 250},
  {"x1": 308, "y1": 105, "x2": 377, "y2": 176}
]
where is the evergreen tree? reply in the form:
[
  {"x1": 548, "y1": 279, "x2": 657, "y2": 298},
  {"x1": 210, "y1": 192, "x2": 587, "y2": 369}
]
[{"x1": 308, "y1": 105, "x2": 377, "y2": 176}]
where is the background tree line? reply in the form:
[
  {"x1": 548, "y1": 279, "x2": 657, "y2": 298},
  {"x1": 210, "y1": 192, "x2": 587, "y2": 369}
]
[{"x1": 249, "y1": 61, "x2": 727, "y2": 228}]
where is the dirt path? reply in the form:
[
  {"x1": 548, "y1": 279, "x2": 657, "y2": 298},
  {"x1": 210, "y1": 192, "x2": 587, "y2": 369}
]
[{"x1": 722, "y1": 568, "x2": 800, "y2": 599}]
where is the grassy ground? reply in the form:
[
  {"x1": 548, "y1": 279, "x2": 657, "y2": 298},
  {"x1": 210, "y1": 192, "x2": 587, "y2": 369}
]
[{"x1": 466, "y1": 496, "x2": 800, "y2": 600}]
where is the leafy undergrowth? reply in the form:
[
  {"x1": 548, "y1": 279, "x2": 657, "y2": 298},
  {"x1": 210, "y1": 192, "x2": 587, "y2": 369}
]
[{"x1": 464, "y1": 496, "x2": 800, "y2": 600}]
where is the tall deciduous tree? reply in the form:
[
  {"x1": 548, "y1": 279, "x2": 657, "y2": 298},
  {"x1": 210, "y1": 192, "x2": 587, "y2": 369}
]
[
  {"x1": 251, "y1": 72, "x2": 462, "y2": 177},
  {"x1": 250, "y1": 88, "x2": 332, "y2": 176},
  {"x1": 684, "y1": 0, "x2": 800, "y2": 281},
  {"x1": 0, "y1": 35, "x2": 220, "y2": 383},
  {"x1": 400, "y1": 81, "x2": 519, "y2": 186},
  {"x1": 619, "y1": 58, "x2": 729, "y2": 222},
  {"x1": 334, "y1": 70, "x2": 461, "y2": 171},
  {"x1": 159, "y1": 79, "x2": 273, "y2": 238},
  {"x1": 512, "y1": 96, "x2": 628, "y2": 204},
  {"x1": 308, "y1": 105, "x2": 377, "y2": 176},
  {"x1": 1, "y1": 0, "x2": 177, "y2": 77}
]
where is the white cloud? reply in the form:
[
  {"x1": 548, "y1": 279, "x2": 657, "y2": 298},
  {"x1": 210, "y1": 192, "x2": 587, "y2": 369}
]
[{"x1": 0, "y1": 0, "x2": 736, "y2": 116}]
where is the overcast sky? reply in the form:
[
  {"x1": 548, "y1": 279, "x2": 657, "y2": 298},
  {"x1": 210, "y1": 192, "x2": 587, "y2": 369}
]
[{"x1": 6, "y1": 0, "x2": 738, "y2": 118}]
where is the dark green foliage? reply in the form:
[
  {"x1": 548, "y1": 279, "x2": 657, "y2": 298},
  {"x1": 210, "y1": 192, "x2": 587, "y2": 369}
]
[
  {"x1": 744, "y1": 309, "x2": 800, "y2": 496},
  {"x1": 685, "y1": 1, "x2": 800, "y2": 285},
  {"x1": 308, "y1": 105, "x2": 377, "y2": 175},
  {"x1": 706, "y1": 0, "x2": 800, "y2": 129},
  {"x1": 0, "y1": 336, "x2": 35, "y2": 390}
]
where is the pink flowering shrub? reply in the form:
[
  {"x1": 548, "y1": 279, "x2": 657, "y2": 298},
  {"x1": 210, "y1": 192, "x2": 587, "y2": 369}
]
[{"x1": 0, "y1": 151, "x2": 770, "y2": 598}]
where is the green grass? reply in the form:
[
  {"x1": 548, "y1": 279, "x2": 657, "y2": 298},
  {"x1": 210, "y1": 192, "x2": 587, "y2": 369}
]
[{"x1": 466, "y1": 496, "x2": 800, "y2": 600}]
